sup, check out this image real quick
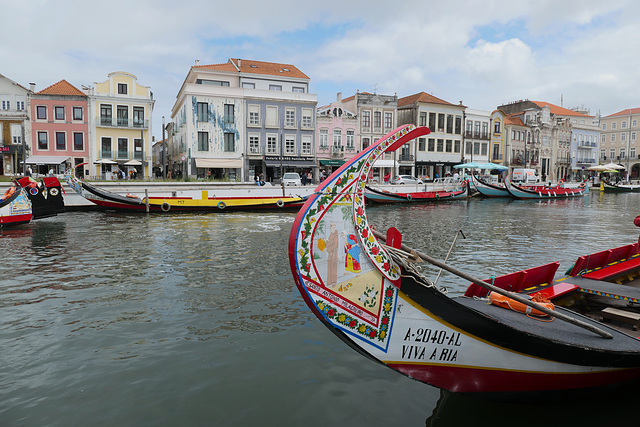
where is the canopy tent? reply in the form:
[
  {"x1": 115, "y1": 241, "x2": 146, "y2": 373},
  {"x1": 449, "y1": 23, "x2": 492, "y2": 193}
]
[
  {"x1": 454, "y1": 162, "x2": 508, "y2": 171},
  {"x1": 319, "y1": 159, "x2": 346, "y2": 166},
  {"x1": 124, "y1": 160, "x2": 142, "y2": 166},
  {"x1": 25, "y1": 155, "x2": 70, "y2": 165},
  {"x1": 194, "y1": 158, "x2": 242, "y2": 168}
]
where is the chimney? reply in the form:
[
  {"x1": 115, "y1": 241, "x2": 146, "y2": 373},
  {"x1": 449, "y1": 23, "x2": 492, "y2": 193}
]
[
  {"x1": 336, "y1": 92, "x2": 342, "y2": 102},
  {"x1": 29, "y1": 83, "x2": 35, "y2": 92},
  {"x1": 238, "y1": 59, "x2": 241, "y2": 67},
  {"x1": 195, "y1": 59, "x2": 200, "y2": 66}
]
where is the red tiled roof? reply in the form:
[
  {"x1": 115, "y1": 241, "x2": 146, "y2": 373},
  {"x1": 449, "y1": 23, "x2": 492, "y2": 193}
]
[
  {"x1": 193, "y1": 62, "x2": 238, "y2": 72},
  {"x1": 603, "y1": 108, "x2": 640, "y2": 118},
  {"x1": 531, "y1": 101, "x2": 591, "y2": 117},
  {"x1": 229, "y1": 58, "x2": 309, "y2": 79},
  {"x1": 505, "y1": 114, "x2": 525, "y2": 126},
  {"x1": 37, "y1": 79, "x2": 86, "y2": 97},
  {"x1": 398, "y1": 91, "x2": 454, "y2": 107}
]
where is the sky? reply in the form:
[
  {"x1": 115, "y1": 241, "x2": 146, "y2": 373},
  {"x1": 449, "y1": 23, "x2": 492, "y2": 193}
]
[{"x1": 3, "y1": 0, "x2": 640, "y2": 139}]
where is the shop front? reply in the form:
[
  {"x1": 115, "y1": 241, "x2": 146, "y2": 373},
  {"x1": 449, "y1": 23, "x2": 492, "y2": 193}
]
[
  {"x1": 25, "y1": 155, "x2": 71, "y2": 176},
  {"x1": 194, "y1": 157, "x2": 243, "y2": 181},
  {"x1": 263, "y1": 156, "x2": 316, "y2": 183}
]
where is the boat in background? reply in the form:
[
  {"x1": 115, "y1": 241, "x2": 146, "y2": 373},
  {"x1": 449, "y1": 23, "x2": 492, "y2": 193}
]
[
  {"x1": 65, "y1": 174, "x2": 308, "y2": 212},
  {"x1": 470, "y1": 174, "x2": 509, "y2": 197},
  {"x1": 601, "y1": 179, "x2": 640, "y2": 193},
  {"x1": 289, "y1": 123, "x2": 640, "y2": 401},
  {"x1": 365, "y1": 179, "x2": 468, "y2": 203},
  {"x1": 16, "y1": 176, "x2": 65, "y2": 219},
  {"x1": 504, "y1": 174, "x2": 587, "y2": 199},
  {"x1": 0, "y1": 185, "x2": 33, "y2": 228}
]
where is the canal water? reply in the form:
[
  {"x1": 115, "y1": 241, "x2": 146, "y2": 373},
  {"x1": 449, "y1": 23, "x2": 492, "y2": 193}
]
[{"x1": 2, "y1": 192, "x2": 640, "y2": 426}]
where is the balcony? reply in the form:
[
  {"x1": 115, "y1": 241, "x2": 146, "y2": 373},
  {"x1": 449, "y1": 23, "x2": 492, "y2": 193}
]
[
  {"x1": 101, "y1": 151, "x2": 112, "y2": 159},
  {"x1": 398, "y1": 154, "x2": 414, "y2": 162},
  {"x1": 99, "y1": 116, "x2": 149, "y2": 129},
  {"x1": 464, "y1": 131, "x2": 490, "y2": 140},
  {"x1": 331, "y1": 145, "x2": 344, "y2": 158}
]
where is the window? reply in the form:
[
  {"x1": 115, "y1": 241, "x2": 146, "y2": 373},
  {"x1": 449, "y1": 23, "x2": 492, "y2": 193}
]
[
  {"x1": 612, "y1": 122, "x2": 617, "y2": 130},
  {"x1": 446, "y1": 115, "x2": 453, "y2": 133},
  {"x1": 242, "y1": 82, "x2": 256, "y2": 89},
  {"x1": 631, "y1": 148, "x2": 636, "y2": 159},
  {"x1": 602, "y1": 123, "x2": 607, "y2": 130},
  {"x1": 302, "y1": 109, "x2": 312, "y2": 128},
  {"x1": 374, "y1": 111, "x2": 381, "y2": 129},
  {"x1": 198, "y1": 132, "x2": 208, "y2": 151},
  {"x1": 37, "y1": 105, "x2": 47, "y2": 120},
  {"x1": 285, "y1": 135, "x2": 295, "y2": 154},
  {"x1": 266, "y1": 106, "x2": 278, "y2": 127},
  {"x1": 620, "y1": 149, "x2": 626, "y2": 159},
  {"x1": 267, "y1": 135, "x2": 277, "y2": 154},
  {"x1": 362, "y1": 111, "x2": 371, "y2": 128},
  {"x1": 55, "y1": 132, "x2": 66, "y2": 150},
  {"x1": 319, "y1": 129, "x2": 328, "y2": 148},
  {"x1": 622, "y1": 133, "x2": 626, "y2": 141},
  {"x1": 101, "y1": 137, "x2": 112, "y2": 158},
  {"x1": 601, "y1": 134, "x2": 606, "y2": 143},
  {"x1": 118, "y1": 83, "x2": 127, "y2": 94},
  {"x1": 418, "y1": 138, "x2": 426, "y2": 151},
  {"x1": 446, "y1": 140, "x2": 452, "y2": 153},
  {"x1": 101, "y1": 104, "x2": 112, "y2": 125},
  {"x1": 224, "y1": 132, "x2": 235, "y2": 151},
  {"x1": 302, "y1": 135, "x2": 311, "y2": 154},
  {"x1": 622, "y1": 121, "x2": 627, "y2": 129},
  {"x1": 610, "y1": 148, "x2": 616, "y2": 159},
  {"x1": 248, "y1": 105, "x2": 260, "y2": 126},
  {"x1": 133, "y1": 107, "x2": 144, "y2": 127},
  {"x1": 633, "y1": 120, "x2": 638, "y2": 127},
  {"x1": 16, "y1": 99, "x2": 24, "y2": 110},
  {"x1": 73, "y1": 107, "x2": 83, "y2": 121},
  {"x1": 117, "y1": 105, "x2": 128, "y2": 126},
  {"x1": 1, "y1": 98, "x2": 9, "y2": 110},
  {"x1": 437, "y1": 139, "x2": 444, "y2": 152},
  {"x1": 269, "y1": 85, "x2": 282, "y2": 91},
  {"x1": 346, "y1": 130, "x2": 355, "y2": 149},
  {"x1": 73, "y1": 133, "x2": 84, "y2": 151},
  {"x1": 611, "y1": 134, "x2": 616, "y2": 142},
  {"x1": 481, "y1": 143, "x2": 488, "y2": 156},
  {"x1": 197, "y1": 102, "x2": 208, "y2": 122},
  {"x1": 428, "y1": 113, "x2": 436, "y2": 131},
  {"x1": 455, "y1": 140, "x2": 461, "y2": 153},
  {"x1": 428, "y1": 138, "x2": 435, "y2": 151},
  {"x1": 466, "y1": 120, "x2": 473, "y2": 135},
  {"x1": 293, "y1": 87, "x2": 305, "y2": 93},
  {"x1": 384, "y1": 112, "x2": 392, "y2": 129},
  {"x1": 224, "y1": 104, "x2": 234, "y2": 124},
  {"x1": 117, "y1": 138, "x2": 128, "y2": 158},
  {"x1": 285, "y1": 108, "x2": 295, "y2": 127},
  {"x1": 197, "y1": 79, "x2": 230, "y2": 86},
  {"x1": 455, "y1": 116, "x2": 462, "y2": 134},
  {"x1": 134, "y1": 138, "x2": 143, "y2": 159},
  {"x1": 362, "y1": 137, "x2": 370, "y2": 149},
  {"x1": 249, "y1": 135, "x2": 260, "y2": 153},
  {"x1": 55, "y1": 106, "x2": 65, "y2": 121},
  {"x1": 38, "y1": 132, "x2": 48, "y2": 149},
  {"x1": 419, "y1": 113, "x2": 427, "y2": 127},
  {"x1": 632, "y1": 132, "x2": 637, "y2": 141},
  {"x1": 437, "y1": 114, "x2": 445, "y2": 132},
  {"x1": 494, "y1": 121, "x2": 501, "y2": 133},
  {"x1": 333, "y1": 129, "x2": 342, "y2": 147}
]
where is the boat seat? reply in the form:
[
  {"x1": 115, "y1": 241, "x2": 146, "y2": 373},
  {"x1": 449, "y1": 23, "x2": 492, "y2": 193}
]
[
  {"x1": 582, "y1": 256, "x2": 640, "y2": 281},
  {"x1": 527, "y1": 282, "x2": 579, "y2": 301},
  {"x1": 600, "y1": 307, "x2": 640, "y2": 330}
]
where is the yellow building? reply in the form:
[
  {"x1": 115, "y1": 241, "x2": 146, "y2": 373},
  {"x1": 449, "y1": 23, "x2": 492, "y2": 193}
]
[{"x1": 89, "y1": 72, "x2": 154, "y2": 179}]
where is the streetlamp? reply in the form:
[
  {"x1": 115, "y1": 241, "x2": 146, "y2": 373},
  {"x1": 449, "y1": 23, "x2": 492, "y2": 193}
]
[{"x1": 162, "y1": 116, "x2": 166, "y2": 179}]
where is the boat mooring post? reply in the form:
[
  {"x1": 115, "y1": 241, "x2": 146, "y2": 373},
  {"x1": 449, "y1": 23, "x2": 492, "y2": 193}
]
[{"x1": 145, "y1": 189, "x2": 149, "y2": 213}]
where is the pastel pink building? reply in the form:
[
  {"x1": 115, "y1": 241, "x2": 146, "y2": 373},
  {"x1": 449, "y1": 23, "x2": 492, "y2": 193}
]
[
  {"x1": 29, "y1": 80, "x2": 89, "y2": 176},
  {"x1": 316, "y1": 93, "x2": 358, "y2": 178}
]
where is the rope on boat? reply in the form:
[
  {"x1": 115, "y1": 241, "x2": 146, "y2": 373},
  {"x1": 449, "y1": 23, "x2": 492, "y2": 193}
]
[{"x1": 372, "y1": 228, "x2": 613, "y2": 339}]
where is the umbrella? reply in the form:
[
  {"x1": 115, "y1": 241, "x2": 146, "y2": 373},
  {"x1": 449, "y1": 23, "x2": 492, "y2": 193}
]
[
  {"x1": 94, "y1": 159, "x2": 117, "y2": 165},
  {"x1": 124, "y1": 160, "x2": 142, "y2": 166},
  {"x1": 602, "y1": 162, "x2": 625, "y2": 170},
  {"x1": 587, "y1": 165, "x2": 610, "y2": 171},
  {"x1": 454, "y1": 162, "x2": 508, "y2": 171}
]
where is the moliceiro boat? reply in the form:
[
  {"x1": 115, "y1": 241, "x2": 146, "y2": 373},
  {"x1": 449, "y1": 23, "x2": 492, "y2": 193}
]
[
  {"x1": 0, "y1": 185, "x2": 33, "y2": 228},
  {"x1": 601, "y1": 179, "x2": 640, "y2": 193},
  {"x1": 365, "y1": 180, "x2": 468, "y2": 203},
  {"x1": 16, "y1": 176, "x2": 65, "y2": 219},
  {"x1": 65, "y1": 173, "x2": 307, "y2": 212},
  {"x1": 470, "y1": 174, "x2": 509, "y2": 198},
  {"x1": 289, "y1": 124, "x2": 640, "y2": 400},
  {"x1": 504, "y1": 174, "x2": 587, "y2": 199}
]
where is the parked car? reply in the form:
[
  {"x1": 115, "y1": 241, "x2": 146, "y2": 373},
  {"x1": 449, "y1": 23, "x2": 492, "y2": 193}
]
[
  {"x1": 282, "y1": 172, "x2": 302, "y2": 186},
  {"x1": 394, "y1": 175, "x2": 423, "y2": 185}
]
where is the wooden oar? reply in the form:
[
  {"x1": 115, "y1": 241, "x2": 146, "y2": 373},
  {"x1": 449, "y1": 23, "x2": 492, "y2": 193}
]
[{"x1": 372, "y1": 229, "x2": 613, "y2": 339}]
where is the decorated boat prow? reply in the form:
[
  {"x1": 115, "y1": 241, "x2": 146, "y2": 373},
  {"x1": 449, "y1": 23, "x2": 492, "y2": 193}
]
[
  {"x1": 16, "y1": 176, "x2": 65, "y2": 219},
  {"x1": 289, "y1": 124, "x2": 640, "y2": 400},
  {"x1": 0, "y1": 184, "x2": 33, "y2": 228}
]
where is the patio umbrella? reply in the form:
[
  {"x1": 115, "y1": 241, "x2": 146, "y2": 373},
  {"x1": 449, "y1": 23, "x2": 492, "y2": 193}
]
[
  {"x1": 124, "y1": 160, "x2": 142, "y2": 166},
  {"x1": 587, "y1": 165, "x2": 610, "y2": 171},
  {"x1": 94, "y1": 159, "x2": 117, "y2": 165},
  {"x1": 602, "y1": 162, "x2": 625, "y2": 170}
]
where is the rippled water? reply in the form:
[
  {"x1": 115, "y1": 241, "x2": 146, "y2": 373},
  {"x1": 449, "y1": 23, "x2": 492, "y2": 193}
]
[{"x1": 2, "y1": 193, "x2": 640, "y2": 426}]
